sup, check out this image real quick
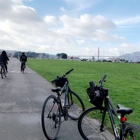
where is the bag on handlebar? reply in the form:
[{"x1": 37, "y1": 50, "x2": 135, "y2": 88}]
[
  {"x1": 54, "y1": 77, "x2": 68, "y2": 88},
  {"x1": 87, "y1": 81, "x2": 104, "y2": 107}
]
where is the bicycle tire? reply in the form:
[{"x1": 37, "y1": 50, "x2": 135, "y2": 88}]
[
  {"x1": 21, "y1": 62, "x2": 25, "y2": 73},
  {"x1": 22, "y1": 67, "x2": 24, "y2": 73},
  {"x1": 21, "y1": 65, "x2": 24, "y2": 73},
  {"x1": 78, "y1": 107, "x2": 114, "y2": 140},
  {"x1": 41, "y1": 95, "x2": 61, "y2": 140},
  {"x1": 3, "y1": 66, "x2": 6, "y2": 77},
  {"x1": 1, "y1": 66, "x2": 5, "y2": 79},
  {"x1": 123, "y1": 123, "x2": 140, "y2": 139},
  {"x1": 68, "y1": 90, "x2": 85, "y2": 120}
]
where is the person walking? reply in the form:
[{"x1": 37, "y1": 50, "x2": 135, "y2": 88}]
[{"x1": 0, "y1": 50, "x2": 9, "y2": 72}]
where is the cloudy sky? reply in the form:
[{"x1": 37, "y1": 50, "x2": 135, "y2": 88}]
[{"x1": 0, "y1": 0, "x2": 140, "y2": 57}]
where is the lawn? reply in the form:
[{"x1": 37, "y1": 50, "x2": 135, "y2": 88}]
[{"x1": 27, "y1": 59, "x2": 140, "y2": 125}]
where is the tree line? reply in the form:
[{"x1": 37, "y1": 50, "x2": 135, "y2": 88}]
[{"x1": 13, "y1": 51, "x2": 68, "y2": 59}]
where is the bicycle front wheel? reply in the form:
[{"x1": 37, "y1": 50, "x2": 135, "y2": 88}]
[
  {"x1": 124, "y1": 123, "x2": 140, "y2": 139},
  {"x1": 41, "y1": 95, "x2": 61, "y2": 140},
  {"x1": 78, "y1": 107, "x2": 114, "y2": 140},
  {"x1": 68, "y1": 91, "x2": 85, "y2": 120}
]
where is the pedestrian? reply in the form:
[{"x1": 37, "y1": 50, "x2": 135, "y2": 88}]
[{"x1": 0, "y1": 50, "x2": 9, "y2": 72}]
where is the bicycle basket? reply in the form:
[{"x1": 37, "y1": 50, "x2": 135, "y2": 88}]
[
  {"x1": 54, "y1": 77, "x2": 67, "y2": 88},
  {"x1": 87, "y1": 81, "x2": 104, "y2": 107}
]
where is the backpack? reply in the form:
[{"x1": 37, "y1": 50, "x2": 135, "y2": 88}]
[{"x1": 21, "y1": 55, "x2": 27, "y2": 61}]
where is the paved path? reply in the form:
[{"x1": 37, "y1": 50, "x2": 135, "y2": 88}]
[{"x1": 0, "y1": 58, "x2": 114, "y2": 140}]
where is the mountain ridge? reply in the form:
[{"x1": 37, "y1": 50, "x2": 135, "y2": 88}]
[{"x1": 120, "y1": 51, "x2": 140, "y2": 62}]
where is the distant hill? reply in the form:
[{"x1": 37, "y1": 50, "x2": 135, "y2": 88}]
[{"x1": 120, "y1": 52, "x2": 140, "y2": 62}]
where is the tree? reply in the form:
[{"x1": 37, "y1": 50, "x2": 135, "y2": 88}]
[
  {"x1": 56, "y1": 53, "x2": 61, "y2": 59},
  {"x1": 61, "y1": 53, "x2": 67, "y2": 59},
  {"x1": 56, "y1": 53, "x2": 67, "y2": 59}
]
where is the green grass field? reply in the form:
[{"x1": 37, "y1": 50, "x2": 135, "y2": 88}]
[{"x1": 27, "y1": 59, "x2": 140, "y2": 125}]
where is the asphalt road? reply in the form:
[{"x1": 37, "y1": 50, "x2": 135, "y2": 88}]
[{"x1": 0, "y1": 58, "x2": 114, "y2": 140}]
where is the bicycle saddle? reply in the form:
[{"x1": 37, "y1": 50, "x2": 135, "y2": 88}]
[
  {"x1": 117, "y1": 104, "x2": 133, "y2": 115},
  {"x1": 52, "y1": 87, "x2": 61, "y2": 93}
]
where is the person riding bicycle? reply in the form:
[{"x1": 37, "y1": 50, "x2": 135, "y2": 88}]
[
  {"x1": 0, "y1": 50, "x2": 9, "y2": 72},
  {"x1": 20, "y1": 52, "x2": 27, "y2": 71}
]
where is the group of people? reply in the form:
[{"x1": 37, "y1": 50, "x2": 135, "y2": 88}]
[{"x1": 0, "y1": 51, "x2": 27, "y2": 72}]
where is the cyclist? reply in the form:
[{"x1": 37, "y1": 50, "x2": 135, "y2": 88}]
[
  {"x1": 0, "y1": 50, "x2": 9, "y2": 72},
  {"x1": 20, "y1": 52, "x2": 27, "y2": 71}
]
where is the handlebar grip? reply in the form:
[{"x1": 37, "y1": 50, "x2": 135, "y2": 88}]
[
  {"x1": 65, "y1": 68, "x2": 74, "y2": 76},
  {"x1": 99, "y1": 74, "x2": 107, "y2": 84}
]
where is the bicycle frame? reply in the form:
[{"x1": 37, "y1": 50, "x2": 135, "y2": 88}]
[
  {"x1": 100, "y1": 95, "x2": 127, "y2": 140},
  {"x1": 55, "y1": 81, "x2": 73, "y2": 118}
]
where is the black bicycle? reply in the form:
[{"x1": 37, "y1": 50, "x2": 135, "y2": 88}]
[
  {"x1": 78, "y1": 74, "x2": 140, "y2": 140},
  {"x1": 41, "y1": 69, "x2": 85, "y2": 140},
  {"x1": 21, "y1": 61, "x2": 25, "y2": 73},
  {"x1": 0, "y1": 62, "x2": 6, "y2": 79}
]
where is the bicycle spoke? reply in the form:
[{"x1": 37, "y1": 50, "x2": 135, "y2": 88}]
[
  {"x1": 68, "y1": 91, "x2": 85, "y2": 120},
  {"x1": 42, "y1": 95, "x2": 61, "y2": 140},
  {"x1": 124, "y1": 124, "x2": 140, "y2": 140},
  {"x1": 78, "y1": 107, "x2": 114, "y2": 140}
]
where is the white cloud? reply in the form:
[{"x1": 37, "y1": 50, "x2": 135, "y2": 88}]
[
  {"x1": 63, "y1": 0, "x2": 100, "y2": 11},
  {"x1": 76, "y1": 39, "x2": 85, "y2": 44},
  {"x1": 60, "y1": 7, "x2": 65, "y2": 12},
  {"x1": 115, "y1": 15, "x2": 140, "y2": 26},
  {"x1": 44, "y1": 16, "x2": 58, "y2": 26},
  {"x1": 108, "y1": 43, "x2": 140, "y2": 57},
  {"x1": 23, "y1": 0, "x2": 33, "y2": 2},
  {"x1": 58, "y1": 14, "x2": 124, "y2": 41},
  {"x1": 109, "y1": 48, "x2": 119, "y2": 56},
  {"x1": 0, "y1": 0, "x2": 139, "y2": 56},
  {"x1": 11, "y1": 0, "x2": 23, "y2": 4}
]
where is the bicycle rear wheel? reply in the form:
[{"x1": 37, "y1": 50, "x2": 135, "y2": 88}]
[
  {"x1": 78, "y1": 107, "x2": 114, "y2": 140},
  {"x1": 21, "y1": 64, "x2": 25, "y2": 73},
  {"x1": 22, "y1": 67, "x2": 24, "y2": 73},
  {"x1": 124, "y1": 123, "x2": 140, "y2": 139},
  {"x1": 68, "y1": 90, "x2": 85, "y2": 120},
  {"x1": 3, "y1": 66, "x2": 6, "y2": 77},
  {"x1": 41, "y1": 95, "x2": 61, "y2": 140},
  {"x1": 1, "y1": 66, "x2": 6, "y2": 79}
]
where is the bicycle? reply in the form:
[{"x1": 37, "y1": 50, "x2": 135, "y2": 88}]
[
  {"x1": 21, "y1": 61, "x2": 26, "y2": 73},
  {"x1": 41, "y1": 69, "x2": 85, "y2": 140},
  {"x1": 78, "y1": 74, "x2": 140, "y2": 140},
  {"x1": 0, "y1": 62, "x2": 6, "y2": 79}
]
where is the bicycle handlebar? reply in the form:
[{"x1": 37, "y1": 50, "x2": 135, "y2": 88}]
[
  {"x1": 51, "y1": 68, "x2": 74, "y2": 84},
  {"x1": 99, "y1": 74, "x2": 106, "y2": 86},
  {"x1": 64, "y1": 68, "x2": 74, "y2": 76}
]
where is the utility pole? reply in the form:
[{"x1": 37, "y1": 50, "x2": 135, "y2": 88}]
[
  {"x1": 18, "y1": 44, "x2": 20, "y2": 59},
  {"x1": 98, "y1": 47, "x2": 99, "y2": 61}
]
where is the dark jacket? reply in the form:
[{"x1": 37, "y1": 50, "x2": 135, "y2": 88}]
[
  {"x1": 20, "y1": 54, "x2": 27, "y2": 62},
  {"x1": 0, "y1": 51, "x2": 9, "y2": 64}
]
